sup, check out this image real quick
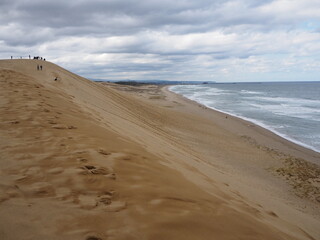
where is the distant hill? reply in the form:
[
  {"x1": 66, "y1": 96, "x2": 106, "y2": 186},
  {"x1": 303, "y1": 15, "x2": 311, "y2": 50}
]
[{"x1": 92, "y1": 79, "x2": 215, "y2": 85}]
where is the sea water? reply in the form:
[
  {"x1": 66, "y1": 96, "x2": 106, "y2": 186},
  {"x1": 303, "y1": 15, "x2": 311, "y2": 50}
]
[{"x1": 169, "y1": 82, "x2": 320, "y2": 153}]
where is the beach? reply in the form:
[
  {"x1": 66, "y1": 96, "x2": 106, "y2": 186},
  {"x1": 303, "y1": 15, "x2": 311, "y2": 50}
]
[{"x1": 0, "y1": 60, "x2": 319, "y2": 240}]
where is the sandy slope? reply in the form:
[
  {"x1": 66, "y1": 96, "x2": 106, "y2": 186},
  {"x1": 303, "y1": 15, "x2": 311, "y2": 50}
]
[{"x1": 0, "y1": 60, "x2": 319, "y2": 240}]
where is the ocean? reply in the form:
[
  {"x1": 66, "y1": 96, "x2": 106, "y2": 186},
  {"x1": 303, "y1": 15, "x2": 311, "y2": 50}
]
[{"x1": 169, "y1": 82, "x2": 320, "y2": 153}]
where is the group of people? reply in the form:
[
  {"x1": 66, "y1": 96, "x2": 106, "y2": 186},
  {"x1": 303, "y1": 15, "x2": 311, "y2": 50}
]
[
  {"x1": 10, "y1": 55, "x2": 46, "y2": 61},
  {"x1": 33, "y1": 56, "x2": 46, "y2": 61}
]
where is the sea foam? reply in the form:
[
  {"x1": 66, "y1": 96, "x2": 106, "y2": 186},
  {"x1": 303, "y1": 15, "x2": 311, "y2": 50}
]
[{"x1": 170, "y1": 82, "x2": 320, "y2": 154}]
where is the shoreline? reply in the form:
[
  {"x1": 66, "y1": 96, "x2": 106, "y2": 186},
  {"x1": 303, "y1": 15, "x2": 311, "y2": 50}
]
[
  {"x1": 168, "y1": 85, "x2": 320, "y2": 154},
  {"x1": 164, "y1": 85, "x2": 320, "y2": 163}
]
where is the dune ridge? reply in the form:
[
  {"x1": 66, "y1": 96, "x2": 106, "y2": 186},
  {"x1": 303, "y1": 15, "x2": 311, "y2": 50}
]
[{"x1": 0, "y1": 60, "x2": 319, "y2": 240}]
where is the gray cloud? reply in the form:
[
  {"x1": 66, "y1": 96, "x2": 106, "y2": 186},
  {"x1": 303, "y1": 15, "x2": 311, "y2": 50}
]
[
  {"x1": 0, "y1": 0, "x2": 300, "y2": 41},
  {"x1": 1, "y1": 0, "x2": 320, "y2": 81}
]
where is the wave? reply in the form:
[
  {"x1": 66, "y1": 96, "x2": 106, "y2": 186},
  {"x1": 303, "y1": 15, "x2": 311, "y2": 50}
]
[
  {"x1": 244, "y1": 96, "x2": 320, "y2": 106},
  {"x1": 240, "y1": 90, "x2": 264, "y2": 95},
  {"x1": 197, "y1": 99, "x2": 320, "y2": 153},
  {"x1": 169, "y1": 85, "x2": 320, "y2": 153},
  {"x1": 247, "y1": 103, "x2": 320, "y2": 121}
]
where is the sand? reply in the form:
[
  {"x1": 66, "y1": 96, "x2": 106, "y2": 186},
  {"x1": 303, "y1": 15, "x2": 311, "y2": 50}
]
[{"x1": 0, "y1": 59, "x2": 319, "y2": 240}]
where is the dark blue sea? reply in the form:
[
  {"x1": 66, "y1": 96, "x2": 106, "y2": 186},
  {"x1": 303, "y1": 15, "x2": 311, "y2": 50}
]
[{"x1": 169, "y1": 82, "x2": 320, "y2": 154}]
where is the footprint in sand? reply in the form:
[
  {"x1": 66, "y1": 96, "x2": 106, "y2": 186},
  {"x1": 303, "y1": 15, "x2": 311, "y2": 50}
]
[
  {"x1": 97, "y1": 149, "x2": 111, "y2": 156},
  {"x1": 76, "y1": 191, "x2": 116, "y2": 210},
  {"x1": 80, "y1": 165, "x2": 116, "y2": 179},
  {"x1": 25, "y1": 182, "x2": 56, "y2": 198},
  {"x1": 98, "y1": 195, "x2": 112, "y2": 205}
]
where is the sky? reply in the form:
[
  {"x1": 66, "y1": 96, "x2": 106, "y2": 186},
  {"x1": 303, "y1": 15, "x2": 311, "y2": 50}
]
[{"x1": 1, "y1": 0, "x2": 320, "y2": 82}]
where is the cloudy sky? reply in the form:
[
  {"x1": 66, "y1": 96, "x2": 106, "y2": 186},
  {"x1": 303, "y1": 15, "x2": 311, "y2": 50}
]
[{"x1": 1, "y1": 0, "x2": 320, "y2": 82}]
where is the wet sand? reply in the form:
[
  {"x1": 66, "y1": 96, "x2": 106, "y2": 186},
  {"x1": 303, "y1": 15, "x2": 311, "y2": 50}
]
[{"x1": 0, "y1": 59, "x2": 319, "y2": 240}]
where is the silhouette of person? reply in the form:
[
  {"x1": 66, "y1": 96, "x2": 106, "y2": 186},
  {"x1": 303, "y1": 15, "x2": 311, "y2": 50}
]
[
  {"x1": 37, "y1": 65, "x2": 39, "y2": 70},
  {"x1": 40, "y1": 65, "x2": 42, "y2": 70}
]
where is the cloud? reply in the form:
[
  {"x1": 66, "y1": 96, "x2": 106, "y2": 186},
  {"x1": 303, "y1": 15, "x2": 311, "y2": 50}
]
[{"x1": 0, "y1": 0, "x2": 320, "y2": 81}]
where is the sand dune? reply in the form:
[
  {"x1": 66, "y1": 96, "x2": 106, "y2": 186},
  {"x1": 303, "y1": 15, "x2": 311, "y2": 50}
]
[{"x1": 0, "y1": 59, "x2": 319, "y2": 240}]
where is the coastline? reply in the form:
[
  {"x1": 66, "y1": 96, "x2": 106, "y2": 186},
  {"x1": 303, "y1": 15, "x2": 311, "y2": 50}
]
[
  {"x1": 1, "y1": 60, "x2": 319, "y2": 240},
  {"x1": 166, "y1": 86, "x2": 320, "y2": 155},
  {"x1": 166, "y1": 85, "x2": 320, "y2": 159}
]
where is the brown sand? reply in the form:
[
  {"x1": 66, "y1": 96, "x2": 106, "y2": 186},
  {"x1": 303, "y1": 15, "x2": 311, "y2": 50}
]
[{"x1": 0, "y1": 59, "x2": 319, "y2": 240}]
